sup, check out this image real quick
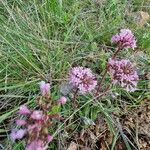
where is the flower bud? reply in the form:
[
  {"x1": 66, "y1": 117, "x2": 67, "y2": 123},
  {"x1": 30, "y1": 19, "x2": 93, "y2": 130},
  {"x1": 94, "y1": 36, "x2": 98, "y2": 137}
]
[
  {"x1": 19, "y1": 105, "x2": 31, "y2": 115},
  {"x1": 31, "y1": 111, "x2": 43, "y2": 120},
  {"x1": 57, "y1": 96, "x2": 67, "y2": 105},
  {"x1": 16, "y1": 119, "x2": 26, "y2": 126}
]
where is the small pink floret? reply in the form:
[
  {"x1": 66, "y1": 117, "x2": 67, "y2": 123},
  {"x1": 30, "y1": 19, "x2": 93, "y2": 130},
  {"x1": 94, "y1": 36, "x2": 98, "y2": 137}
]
[
  {"x1": 111, "y1": 29, "x2": 136, "y2": 49},
  {"x1": 47, "y1": 135, "x2": 53, "y2": 143},
  {"x1": 19, "y1": 105, "x2": 31, "y2": 115},
  {"x1": 10, "y1": 129, "x2": 27, "y2": 142},
  {"x1": 16, "y1": 119, "x2": 26, "y2": 126},
  {"x1": 69, "y1": 67, "x2": 97, "y2": 94},
  {"x1": 39, "y1": 81, "x2": 50, "y2": 96},
  {"x1": 57, "y1": 96, "x2": 67, "y2": 105},
  {"x1": 10, "y1": 129, "x2": 18, "y2": 142},
  {"x1": 16, "y1": 129, "x2": 27, "y2": 139},
  {"x1": 31, "y1": 110, "x2": 43, "y2": 120}
]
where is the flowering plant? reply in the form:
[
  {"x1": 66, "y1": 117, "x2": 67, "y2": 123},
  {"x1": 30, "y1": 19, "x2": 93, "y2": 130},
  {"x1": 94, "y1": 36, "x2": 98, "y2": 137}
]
[
  {"x1": 10, "y1": 29, "x2": 139, "y2": 149},
  {"x1": 68, "y1": 29, "x2": 138, "y2": 105},
  {"x1": 10, "y1": 81, "x2": 67, "y2": 150}
]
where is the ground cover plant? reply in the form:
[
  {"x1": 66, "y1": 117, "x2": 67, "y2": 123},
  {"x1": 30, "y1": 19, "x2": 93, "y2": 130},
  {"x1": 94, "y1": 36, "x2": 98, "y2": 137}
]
[{"x1": 0, "y1": 0, "x2": 150, "y2": 150}]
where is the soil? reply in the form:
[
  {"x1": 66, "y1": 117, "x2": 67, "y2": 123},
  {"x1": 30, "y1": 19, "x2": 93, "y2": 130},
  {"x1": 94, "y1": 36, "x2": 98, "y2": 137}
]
[{"x1": 59, "y1": 99, "x2": 150, "y2": 150}]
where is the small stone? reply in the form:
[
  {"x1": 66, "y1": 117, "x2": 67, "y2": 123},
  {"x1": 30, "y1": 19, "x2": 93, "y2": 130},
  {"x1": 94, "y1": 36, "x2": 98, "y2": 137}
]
[
  {"x1": 67, "y1": 142, "x2": 78, "y2": 150},
  {"x1": 60, "y1": 81, "x2": 73, "y2": 96},
  {"x1": 146, "y1": 72, "x2": 150, "y2": 80}
]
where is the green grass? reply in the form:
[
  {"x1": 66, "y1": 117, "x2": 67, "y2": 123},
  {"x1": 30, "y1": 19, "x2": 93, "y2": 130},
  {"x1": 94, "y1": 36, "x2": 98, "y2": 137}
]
[{"x1": 0, "y1": 0, "x2": 150, "y2": 149}]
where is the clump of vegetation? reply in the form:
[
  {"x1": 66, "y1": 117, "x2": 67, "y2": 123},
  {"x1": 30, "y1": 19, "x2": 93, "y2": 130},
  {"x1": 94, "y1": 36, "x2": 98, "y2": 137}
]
[
  {"x1": 10, "y1": 28, "x2": 140, "y2": 149},
  {"x1": 0, "y1": 1, "x2": 149, "y2": 150},
  {"x1": 10, "y1": 81, "x2": 67, "y2": 149}
]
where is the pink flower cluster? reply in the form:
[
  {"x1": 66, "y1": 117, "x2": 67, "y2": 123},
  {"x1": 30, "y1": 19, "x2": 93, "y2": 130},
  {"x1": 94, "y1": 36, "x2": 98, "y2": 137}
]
[
  {"x1": 25, "y1": 136, "x2": 53, "y2": 150},
  {"x1": 10, "y1": 81, "x2": 67, "y2": 149},
  {"x1": 111, "y1": 29, "x2": 136, "y2": 49},
  {"x1": 69, "y1": 67, "x2": 97, "y2": 94},
  {"x1": 10, "y1": 105, "x2": 53, "y2": 150},
  {"x1": 39, "y1": 81, "x2": 50, "y2": 96},
  {"x1": 10, "y1": 28, "x2": 140, "y2": 149},
  {"x1": 108, "y1": 58, "x2": 139, "y2": 92},
  {"x1": 25, "y1": 139, "x2": 46, "y2": 150}
]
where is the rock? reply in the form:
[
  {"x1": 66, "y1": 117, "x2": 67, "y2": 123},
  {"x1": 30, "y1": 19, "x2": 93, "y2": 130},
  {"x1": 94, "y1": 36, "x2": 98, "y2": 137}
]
[
  {"x1": 60, "y1": 81, "x2": 73, "y2": 96},
  {"x1": 132, "y1": 11, "x2": 149, "y2": 27},
  {"x1": 67, "y1": 142, "x2": 78, "y2": 150}
]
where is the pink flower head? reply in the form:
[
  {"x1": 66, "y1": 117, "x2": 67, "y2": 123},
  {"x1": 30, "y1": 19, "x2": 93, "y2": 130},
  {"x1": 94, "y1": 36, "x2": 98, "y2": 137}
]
[
  {"x1": 16, "y1": 129, "x2": 27, "y2": 139},
  {"x1": 16, "y1": 119, "x2": 26, "y2": 126},
  {"x1": 111, "y1": 29, "x2": 136, "y2": 49},
  {"x1": 31, "y1": 110, "x2": 43, "y2": 120},
  {"x1": 26, "y1": 140, "x2": 46, "y2": 150},
  {"x1": 108, "y1": 58, "x2": 139, "y2": 92},
  {"x1": 57, "y1": 96, "x2": 67, "y2": 105},
  {"x1": 10, "y1": 129, "x2": 27, "y2": 142},
  {"x1": 10, "y1": 129, "x2": 18, "y2": 142},
  {"x1": 39, "y1": 81, "x2": 50, "y2": 96},
  {"x1": 19, "y1": 105, "x2": 31, "y2": 115},
  {"x1": 47, "y1": 135, "x2": 53, "y2": 143},
  {"x1": 69, "y1": 67, "x2": 97, "y2": 94}
]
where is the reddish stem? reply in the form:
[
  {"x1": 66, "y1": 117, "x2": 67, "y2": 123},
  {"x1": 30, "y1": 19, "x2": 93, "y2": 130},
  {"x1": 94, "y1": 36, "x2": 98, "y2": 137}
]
[
  {"x1": 95, "y1": 67, "x2": 108, "y2": 96},
  {"x1": 96, "y1": 80, "x2": 113, "y2": 99},
  {"x1": 112, "y1": 46, "x2": 121, "y2": 59},
  {"x1": 95, "y1": 46, "x2": 121, "y2": 97},
  {"x1": 72, "y1": 88, "x2": 78, "y2": 108}
]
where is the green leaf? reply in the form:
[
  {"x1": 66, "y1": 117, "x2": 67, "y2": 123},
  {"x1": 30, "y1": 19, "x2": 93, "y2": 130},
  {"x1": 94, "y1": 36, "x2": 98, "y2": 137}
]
[
  {"x1": 91, "y1": 106, "x2": 99, "y2": 121},
  {"x1": 51, "y1": 105, "x2": 61, "y2": 114},
  {"x1": 0, "y1": 109, "x2": 16, "y2": 124},
  {"x1": 0, "y1": 129, "x2": 7, "y2": 133}
]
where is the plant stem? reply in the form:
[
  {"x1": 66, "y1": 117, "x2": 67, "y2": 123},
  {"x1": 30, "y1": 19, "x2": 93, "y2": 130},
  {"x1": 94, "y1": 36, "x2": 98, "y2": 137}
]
[
  {"x1": 73, "y1": 89, "x2": 78, "y2": 108},
  {"x1": 95, "y1": 67, "x2": 108, "y2": 96},
  {"x1": 96, "y1": 80, "x2": 113, "y2": 99},
  {"x1": 112, "y1": 46, "x2": 121, "y2": 59},
  {"x1": 95, "y1": 46, "x2": 121, "y2": 96}
]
